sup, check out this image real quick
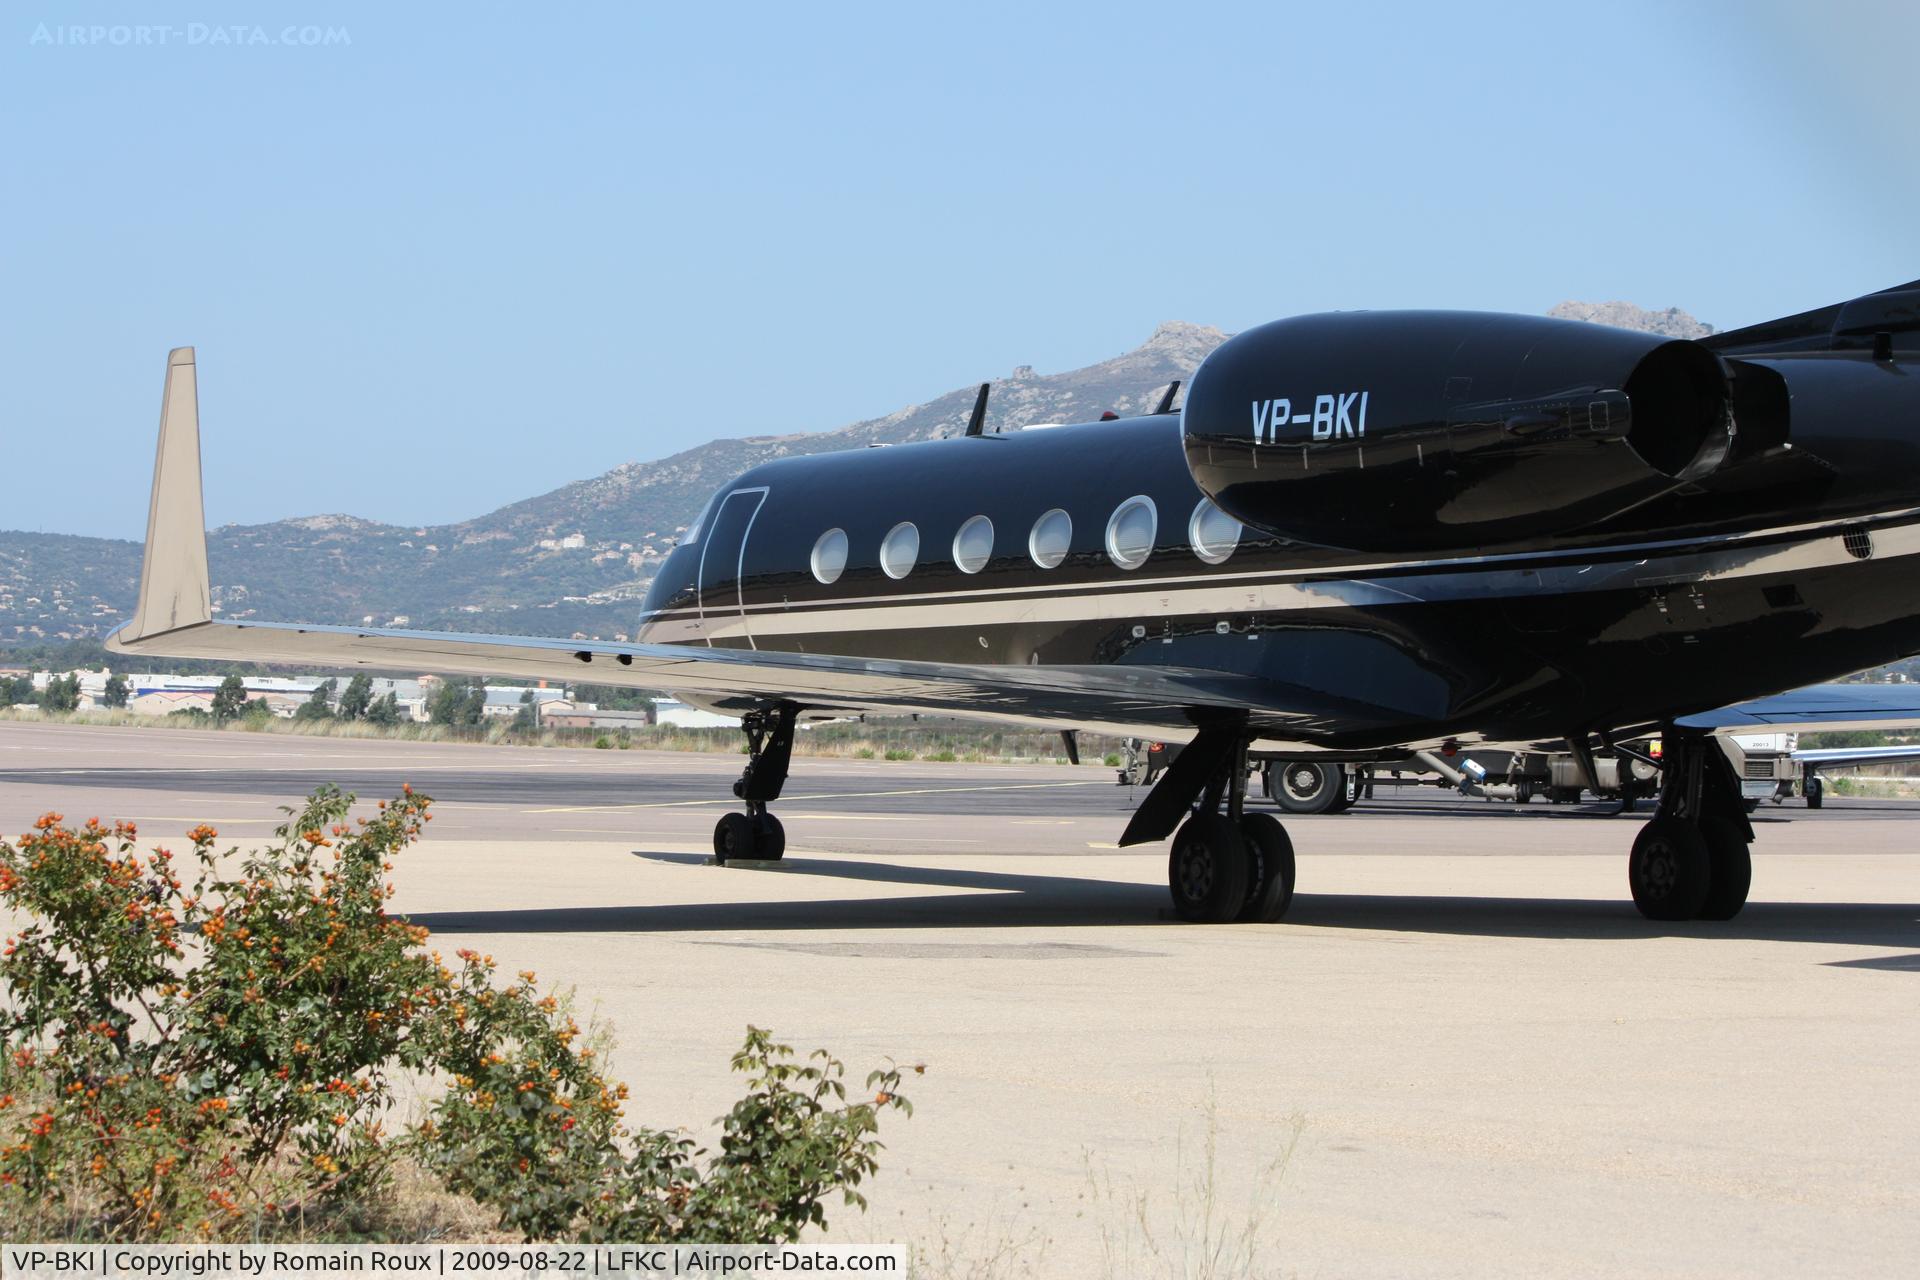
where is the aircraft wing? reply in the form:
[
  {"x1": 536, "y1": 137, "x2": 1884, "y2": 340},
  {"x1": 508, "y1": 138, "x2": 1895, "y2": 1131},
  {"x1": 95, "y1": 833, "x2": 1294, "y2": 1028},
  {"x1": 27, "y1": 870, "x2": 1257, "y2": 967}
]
[
  {"x1": 109, "y1": 614, "x2": 1337, "y2": 741},
  {"x1": 105, "y1": 349, "x2": 1378, "y2": 745},
  {"x1": 1677, "y1": 683, "x2": 1920, "y2": 735},
  {"x1": 1792, "y1": 744, "x2": 1920, "y2": 768}
]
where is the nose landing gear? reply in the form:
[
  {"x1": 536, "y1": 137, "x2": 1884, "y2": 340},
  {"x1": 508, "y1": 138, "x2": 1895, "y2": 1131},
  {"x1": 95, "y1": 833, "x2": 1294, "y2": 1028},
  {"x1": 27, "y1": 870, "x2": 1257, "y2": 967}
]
[
  {"x1": 1126, "y1": 728, "x2": 1297, "y2": 923},
  {"x1": 713, "y1": 703, "x2": 797, "y2": 863}
]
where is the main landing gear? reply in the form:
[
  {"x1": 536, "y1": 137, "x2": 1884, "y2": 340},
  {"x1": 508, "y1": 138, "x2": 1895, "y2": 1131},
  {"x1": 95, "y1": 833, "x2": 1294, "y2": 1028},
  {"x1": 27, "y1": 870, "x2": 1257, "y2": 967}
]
[
  {"x1": 713, "y1": 703, "x2": 797, "y2": 863},
  {"x1": 1124, "y1": 725, "x2": 1756, "y2": 925},
  {"x1": 1626, "y1": 730, "x2": 1753, "y2": 921},
  {"x1": 1121, "y1": 729, "x2": 1295, "y2": 923}
]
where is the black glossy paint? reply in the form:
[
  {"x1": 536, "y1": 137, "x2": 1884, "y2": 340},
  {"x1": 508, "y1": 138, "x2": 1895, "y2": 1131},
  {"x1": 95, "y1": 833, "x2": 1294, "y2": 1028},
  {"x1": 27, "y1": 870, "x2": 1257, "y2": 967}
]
[
  {"x1": 639, "y1": 282, "x2": 1920, "y2": 752},
  {"x1": 1183, "y1": 311, "x2": 1734, "y2": 552}
]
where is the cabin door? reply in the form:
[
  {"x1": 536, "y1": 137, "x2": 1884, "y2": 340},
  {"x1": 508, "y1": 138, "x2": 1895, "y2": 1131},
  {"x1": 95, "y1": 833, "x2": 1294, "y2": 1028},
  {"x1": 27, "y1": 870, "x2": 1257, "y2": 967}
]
[{"x1": 694, "y1": 486, "x2": 768, "y2": 649}]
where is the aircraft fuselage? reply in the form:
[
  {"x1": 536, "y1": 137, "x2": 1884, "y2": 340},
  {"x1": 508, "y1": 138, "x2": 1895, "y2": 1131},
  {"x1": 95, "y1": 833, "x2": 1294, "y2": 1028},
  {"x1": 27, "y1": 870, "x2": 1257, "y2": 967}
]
[{"x1": 637, "y1": 328, "x2": 1920, "y2": 753}]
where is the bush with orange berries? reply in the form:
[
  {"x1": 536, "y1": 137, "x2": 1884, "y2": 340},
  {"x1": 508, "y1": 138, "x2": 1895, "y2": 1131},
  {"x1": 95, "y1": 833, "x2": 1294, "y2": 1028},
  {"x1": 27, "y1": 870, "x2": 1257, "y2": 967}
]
[{"x1": 0, "y1": 787, "x2": 908, "y2": 1242}]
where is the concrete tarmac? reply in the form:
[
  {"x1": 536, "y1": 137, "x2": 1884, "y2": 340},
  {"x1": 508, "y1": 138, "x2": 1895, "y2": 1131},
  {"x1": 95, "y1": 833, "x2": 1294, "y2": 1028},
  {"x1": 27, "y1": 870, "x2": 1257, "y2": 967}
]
[{"x1": 2, "y1": 720, "x2": 1917, "y2": 1276}]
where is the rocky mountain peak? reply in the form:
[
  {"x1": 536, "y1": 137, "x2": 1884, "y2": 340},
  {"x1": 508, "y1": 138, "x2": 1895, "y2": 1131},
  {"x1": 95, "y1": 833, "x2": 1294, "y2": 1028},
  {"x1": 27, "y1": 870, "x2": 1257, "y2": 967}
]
[
  {"x1": 278, "y1": 514, "x2": 388, "y2": 535},
  {"x1": 1139, "y1": 320, "x2": 1231, "y2": 364},
  {"x1": 1548, "y1": 300, "x2": 1715, "y2": 339}
]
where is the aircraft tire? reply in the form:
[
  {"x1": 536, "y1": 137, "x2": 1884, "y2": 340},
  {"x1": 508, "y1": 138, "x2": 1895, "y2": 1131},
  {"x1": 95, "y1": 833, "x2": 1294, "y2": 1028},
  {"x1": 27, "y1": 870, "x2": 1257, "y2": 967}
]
[
  {"x1": 1806, "y1": 778, "x2": 1824, "y2": 809},
  {"x1": 1628, "y1": 816, "x2": 1712, "y2": 921},
  {"x1": 1168, "y1": 813, "x2": 1251, "y2": 923},
  {"x1": 753, "y1": 812, "x2": 786, "y2": 861},
  {"x1": 1513, "y1": 778, "x2": 1535, "y2": 804},
  {"x1": 1235, "y1": 813, "x2": 1295, "y2": 923},
  {"x1": 713, "y1": 812, "x2": 757, "y2": 863},
  {"x1": 1695, "y1": 817, "x2": 1751, "y2": 920},
  {"x1": 1274, "y1": 762, "x2": 1343, "y2": 815}
]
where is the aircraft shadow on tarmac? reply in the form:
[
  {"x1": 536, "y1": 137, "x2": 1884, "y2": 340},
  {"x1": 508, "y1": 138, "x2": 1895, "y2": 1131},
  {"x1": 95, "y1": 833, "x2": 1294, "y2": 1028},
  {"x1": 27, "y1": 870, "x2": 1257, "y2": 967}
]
[
  {"x1": 391, "y1": 850, "x2": 1920, "y2": 951},
  {"x1": 409, "y1": 852, "x2": 1168, "y2": 932}
]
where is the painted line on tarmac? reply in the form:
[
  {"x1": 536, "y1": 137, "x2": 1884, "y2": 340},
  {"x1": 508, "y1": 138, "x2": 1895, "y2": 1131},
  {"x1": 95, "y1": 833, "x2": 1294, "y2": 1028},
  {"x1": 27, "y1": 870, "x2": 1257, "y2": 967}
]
[
  {"x1": 0, "y1": 815, "x2": 284, "y2": 826},
  {"x1": 119, "y1": 816, "x2": 283, "y2": 824},
  {"x1": 0, "y1": 762, "x2": 635, "y2": 777},
  {"x1": 524, "y1": 778, "x2": 1113, "y2": 814},
  {"x1": 784, "y1": 834, "x2": 983, "y2": 843}
]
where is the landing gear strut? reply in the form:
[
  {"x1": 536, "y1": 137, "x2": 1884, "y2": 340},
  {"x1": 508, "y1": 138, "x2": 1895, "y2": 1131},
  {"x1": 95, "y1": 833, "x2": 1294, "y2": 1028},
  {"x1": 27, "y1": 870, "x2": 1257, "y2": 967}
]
[
  {"x1": 1628, "y1": 729, "x2": 1753, "y2": 921},
  {"x1": 1124, "y1": 729, "x2": 1295, "y2": 923},
  {"x1": 713, "y1": 703, "x2": 797, "y2": 863}
]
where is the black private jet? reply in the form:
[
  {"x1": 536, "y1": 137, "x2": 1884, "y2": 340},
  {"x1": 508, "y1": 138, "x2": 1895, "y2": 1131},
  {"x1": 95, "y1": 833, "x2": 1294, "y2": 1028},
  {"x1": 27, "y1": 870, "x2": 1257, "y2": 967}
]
[{"x1": 109, "y1": 279, "x2": 1920, "y2": 924}]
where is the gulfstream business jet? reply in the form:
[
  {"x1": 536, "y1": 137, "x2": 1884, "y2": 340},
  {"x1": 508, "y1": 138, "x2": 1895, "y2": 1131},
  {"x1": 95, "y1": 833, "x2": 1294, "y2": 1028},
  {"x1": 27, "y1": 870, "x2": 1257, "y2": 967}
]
[{"x1": 109, "y1": 280, "x2": 1920, "y2": 923}]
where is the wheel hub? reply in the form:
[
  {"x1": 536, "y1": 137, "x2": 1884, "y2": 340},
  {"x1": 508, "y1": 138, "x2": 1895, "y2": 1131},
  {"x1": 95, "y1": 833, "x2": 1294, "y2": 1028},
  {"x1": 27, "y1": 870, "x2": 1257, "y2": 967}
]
[
  {"x1": 1175, "y1": 839, "x2": 1214, "y2": 899},
  {"x1": 1643, "y1": 839, "x2": 1677, "y2": 895}
]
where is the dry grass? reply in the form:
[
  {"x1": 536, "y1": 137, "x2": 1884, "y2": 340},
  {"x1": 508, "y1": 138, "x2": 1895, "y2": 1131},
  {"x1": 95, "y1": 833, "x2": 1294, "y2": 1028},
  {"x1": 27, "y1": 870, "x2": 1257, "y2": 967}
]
[
  {"x1": 906, "y1": 1215, "x2": 1054, "y2": 1279},
  {"x1": 1826, "y1": 775, "x2": 1920, "y2": 799},
  {"x1": 1085, "y1": 1096, "x2": 1306, "y2": 1280},
  {"x1": 900, "y1": 1095, "x2": 1308, "y2": 1279},
  {"x1": 0, "y1": 706, "x2": 1123, "y2": 766}
]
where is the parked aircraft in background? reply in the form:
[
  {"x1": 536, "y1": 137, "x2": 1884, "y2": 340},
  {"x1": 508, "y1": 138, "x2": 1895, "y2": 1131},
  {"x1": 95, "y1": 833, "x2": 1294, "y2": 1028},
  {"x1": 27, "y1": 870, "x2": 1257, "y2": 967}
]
[{"x1": 110, "y1": 279, "x2": 1920, "y2": 923}]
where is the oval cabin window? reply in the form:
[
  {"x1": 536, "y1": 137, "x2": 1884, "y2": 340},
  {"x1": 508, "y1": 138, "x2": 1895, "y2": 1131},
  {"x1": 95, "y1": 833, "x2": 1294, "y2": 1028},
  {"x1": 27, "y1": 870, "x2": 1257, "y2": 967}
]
[
  {"x1": 953, "y1": 515, "x2": 994, "y2": 574},
  {"x1": 1188, "y1": 499, "x2": 1241, "y2": 565},
  {"x1": 1029, "y1": 508, "x2": 1072, "y2": 569},
  {"x1": 1105, "y1": 496, "x2": 1157, "y2": 570},
  {"x1": 880, "y1": 522, "x2": 920, "y2": 580},
  {"x1": 810, "y1": 528, "x2": 849, "y2": 584}
]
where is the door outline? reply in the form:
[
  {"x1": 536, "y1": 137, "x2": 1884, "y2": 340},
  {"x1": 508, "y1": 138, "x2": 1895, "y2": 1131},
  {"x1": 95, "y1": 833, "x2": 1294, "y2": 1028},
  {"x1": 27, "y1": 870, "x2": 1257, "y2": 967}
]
[{"x1": 695, "y1": 486, "x2": 769, "y2": 649}]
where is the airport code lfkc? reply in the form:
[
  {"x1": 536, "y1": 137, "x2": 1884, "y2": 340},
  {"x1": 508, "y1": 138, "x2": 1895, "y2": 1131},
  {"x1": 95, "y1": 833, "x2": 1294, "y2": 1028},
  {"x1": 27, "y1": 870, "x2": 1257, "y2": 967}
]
[{"x1": 0, "y1": 1246, "x2": 906, "y2": 1279}]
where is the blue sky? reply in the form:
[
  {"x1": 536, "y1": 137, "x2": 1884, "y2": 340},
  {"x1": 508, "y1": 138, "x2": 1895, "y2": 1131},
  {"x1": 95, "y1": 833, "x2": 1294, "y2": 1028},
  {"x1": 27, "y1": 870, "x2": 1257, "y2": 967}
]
[{"x1": 4, "y1": 0, "x2": 1915, "y2": 539}]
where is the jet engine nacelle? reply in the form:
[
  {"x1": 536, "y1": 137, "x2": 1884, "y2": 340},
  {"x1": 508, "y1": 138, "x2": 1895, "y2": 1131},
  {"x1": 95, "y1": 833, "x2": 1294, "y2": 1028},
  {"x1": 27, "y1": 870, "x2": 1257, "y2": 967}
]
[{"x1": 1181, "y1": 310, "x2": 1739, "y2": 553}]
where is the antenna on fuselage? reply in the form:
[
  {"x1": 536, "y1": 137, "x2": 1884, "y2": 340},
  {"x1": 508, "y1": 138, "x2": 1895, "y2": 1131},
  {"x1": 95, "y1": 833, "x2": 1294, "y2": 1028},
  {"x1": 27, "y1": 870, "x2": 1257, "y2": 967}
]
[
  {"x1": 963, "y1": 382, "x2": 991, "y2": 437},
  {"x1": 1152, "y1": 380, "x2": 1183, "y2": 415}
]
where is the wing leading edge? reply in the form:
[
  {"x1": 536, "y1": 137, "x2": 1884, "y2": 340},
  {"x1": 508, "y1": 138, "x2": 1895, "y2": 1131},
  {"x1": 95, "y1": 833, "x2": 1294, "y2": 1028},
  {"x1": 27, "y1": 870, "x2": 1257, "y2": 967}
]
[
  {"x1": 104, "y1": 348, "x2": 1372, "y2": 745},
  {"x1": 1678, "y1": 683, "x2": 1920, "y2": 735},
  {"x1": 110, "y1": 614, "x2": 1326, "y2": 741}
]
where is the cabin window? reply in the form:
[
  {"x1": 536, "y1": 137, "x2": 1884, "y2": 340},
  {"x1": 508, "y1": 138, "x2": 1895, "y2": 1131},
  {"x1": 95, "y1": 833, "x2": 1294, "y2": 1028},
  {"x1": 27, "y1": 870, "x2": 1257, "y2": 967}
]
[
  {"x1": 1188, "y1": 498, "x2": 1241, "y2": 565},
  {"x1": 953, "y1": 515, "x2": 994, "y2": 574},
  {"x1": 1105, "y1": 496, "x2": 1157, "y2": 570},
  {"x1": 1029, "y1": 508, "x2": 1072, "y2": 569},
  {"x1": 880, "y1": 521, "x2": 920, "y2": 579},
  {"x1": 810, "y1": 528, "x2": 849, "y2": 584}
]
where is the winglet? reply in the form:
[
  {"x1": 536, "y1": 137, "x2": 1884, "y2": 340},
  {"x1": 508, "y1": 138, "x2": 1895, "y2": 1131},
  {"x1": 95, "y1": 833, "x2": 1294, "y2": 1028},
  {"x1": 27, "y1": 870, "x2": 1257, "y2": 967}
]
[{"x1": 110, "y1": 347, "x2": 211, "y2": 649}]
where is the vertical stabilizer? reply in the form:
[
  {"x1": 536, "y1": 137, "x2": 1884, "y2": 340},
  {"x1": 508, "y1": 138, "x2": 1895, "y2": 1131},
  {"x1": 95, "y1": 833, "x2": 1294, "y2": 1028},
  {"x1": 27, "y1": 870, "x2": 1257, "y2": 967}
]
[{"x1": 112, "y1": 348, "x2": 211, "y2": 646}]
